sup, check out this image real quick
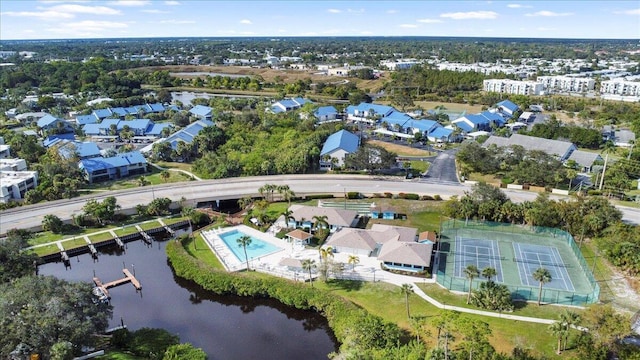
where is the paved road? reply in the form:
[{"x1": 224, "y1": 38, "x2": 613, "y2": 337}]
[
  {"x1": 422, "y1": 149, "x2": 460, "y2": 185},
  {"x1": 1, "y1": 174, "x2": 639, "y2": 233}
]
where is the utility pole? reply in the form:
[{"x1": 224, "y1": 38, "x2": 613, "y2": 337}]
[{"x1": 599, "y1": 153, "x2": 608, "y2": 191}]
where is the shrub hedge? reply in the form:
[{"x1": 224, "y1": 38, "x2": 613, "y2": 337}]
[{"x1": 165, "y1": 239, "x2": 402, "y2": 354}]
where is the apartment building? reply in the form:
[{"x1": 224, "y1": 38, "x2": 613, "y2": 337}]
[
  {"x1": 600, "y1": 80, "x2": 640, "y2": 97},
  {"x1": 0, "y1": 170, "x2": 38, "y2": 203},
  {"x1": 537, "y1": 76, "x2": 595, "y2": 93},
  {"x1": 483, "y1": 79, "x2": 544, "y2": 95}
]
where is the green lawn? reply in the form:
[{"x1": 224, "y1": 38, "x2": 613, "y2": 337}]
[
  {"x1": 89, "y1": 232, "x2": 117, "y2": 242},
  {"x1": 138, "y1": 220, "x2": 162, "y2": 231},
  {"x1": 417, "y1": 283, "x2": 581, "y2": 320},
  {"x1": 61, "y1": 237, "x2": 90, "y2": 250},
  {"x1": 163, "y1": 216, "x2": 189, "y2": 225},
  {"x1": 28, "y1": 225, "x2": 117, "y2": 246},
  {"x1": 315, "y1": 280, "x2": 566, "y2": 359},
  {"x1": 184, "y1": 234, "x2": 224, "y2": 269},
  {"x1": 155, "y1": 161, "x2": 194, "y2": 172},
  {"x1": 96, "y1": 351, "x2": 143, "y2": 360},
  {"x1": 30, "y1": 243, "x2": 60, "y2": 257},
  {"x1": 409, "y1": 160, "x2": 429, "y2": 173},
  {"x1": 114, "y1": 226, "x2": 140, "y2": 237}
]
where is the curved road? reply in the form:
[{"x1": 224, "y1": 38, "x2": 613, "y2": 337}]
[{"x1": 1, "y1": 174, "x2": 639, "y2": 233}]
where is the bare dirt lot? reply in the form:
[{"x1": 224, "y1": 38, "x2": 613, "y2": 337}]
[{"x1": 135, "y1": 65, "x2": 386, "y2": 91}]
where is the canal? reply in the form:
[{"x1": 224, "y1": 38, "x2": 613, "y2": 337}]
[{"x1": 39, "y1": 236, "x2": 338, "y2": 359}]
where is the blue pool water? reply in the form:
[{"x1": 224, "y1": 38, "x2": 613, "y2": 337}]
[{"x1": 218, "y1": 229, "x2": 283, "y2": 262}]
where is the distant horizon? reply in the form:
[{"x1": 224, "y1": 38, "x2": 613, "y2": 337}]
[
  {"x1": 2, "y1": 35, "x2": 640, "y2": 43},
  {"x1": 1, "y1": 1, "x2": 638, "y2": 41}
]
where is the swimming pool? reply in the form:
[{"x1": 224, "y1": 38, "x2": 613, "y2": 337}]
[{"x1": 218, "y1": 229, "x2": 283, "y2": 262}]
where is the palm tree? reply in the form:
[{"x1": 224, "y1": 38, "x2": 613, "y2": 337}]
[
  {"x1": 548, "y1": 321, "x2": 565, "y2": 355},
  {"x1": 464, "y1": 264, "x2": 480, "y2": 304},
  {"x1": 312, "y1": 215, "x2": 329, "y2": 233},
  {"x1": 559, "y1": 310, "x2": 581, "y2": 351},
  {"x1": 347, "y1": 255, "x2": 360, "y2": 271},
  {"x1": 282, "y1": 209, "x2": 295, "y2": 228},
  {"x1": 400, "y1": 283, "x2": 414, "y2": 318},
  {"x1": 533, "y1": 267, "x2": 552, "y2": 306},
  {"x1": 236, "y1": 235, "x2": 252, "y2": 271},
  {"x1": 237, "y1": 196, "x2": 253, "y2": 211},
  {"x1": 481, "y1": 267, "x2": 497, "y2": 282},
  {"x1": 319, "y1": 246, "x2": 334, "y2": 264},
  {"x1": 160, "y1": 170, "x2": 170, "y2": 183},
  {"x1": 301, "y1": 259, "x2": 316, "y2": 286},
  {"x1": 137, "y1": 176, "x2": 150, "y2": 187}
]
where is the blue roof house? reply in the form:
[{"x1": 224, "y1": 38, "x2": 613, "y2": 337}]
[
  {"x1": 427, "y1": 127, "x2": 455, "y2": 143},
  {"x1": 319, "y1": 130, "x2": 360, "y2": 170},
  {"x1": 269, "y1": 97, "x2": 312, "y2": 114},
  {"x1": 76, "y1": 114, "x2": 99, "y2": 126},
  {"x1": 496, "y1": 100, "x2": 520, "y2": 117},
  {"x1": 314, "y1": 106, "x2": 339, "y2": 123},
  {"x1": 58, "y1": 141, "x2": 101, "y2": 160},
  {"x1": 43, "y1": 133, "x2": 76, "y2": 148},
  {"x1": 189, "y1": 105, "x2": 213, "y2": 119},
  {"x1": 140, "y1": 119, "x2": 214, "y2": 154},
  {"x1": 452, "y1": 114, "x2": 492, "y2": 133},
  {"x1": 92, "y1": 108, "x2": 113, "y2": 120},
  {"x1": 37, "y1": 114, "x2": 73, "y2": 135},
  {"x1": 346, "y1": 102, "x2": 397, "y2": 123},
  {"x1": 79, "y1": 151, "x2": 148, "y2": 183}
]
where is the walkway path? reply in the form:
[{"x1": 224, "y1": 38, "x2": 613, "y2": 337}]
[{"x1": 149, "y1": 162, "x2": 202, "y2": 181}]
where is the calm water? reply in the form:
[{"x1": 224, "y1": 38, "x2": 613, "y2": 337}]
[
  {"x1": 218, "y1": 229, "x2": 283, "y2": 261},
  {"x1": 39, "y1": 237, "x2": 338, "y2": 359}
]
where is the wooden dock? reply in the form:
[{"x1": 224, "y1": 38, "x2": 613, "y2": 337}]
[
  {"x1": 135, "y1": 225, "x2": 152, "y2": 244},
  {"x1": 93, "y1": 268, "x2": 142, "y2": 299}
]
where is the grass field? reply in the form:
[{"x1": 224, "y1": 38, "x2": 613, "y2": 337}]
[
  {"x1": 30, "y1": 243, "x2": 60, "y2": 257},
  {"x1": 368, "y1": 139, "x2": 434, "y2": 156},
  {"x1": 413, "y1": 100, "x2": 484, "y2": 114}
]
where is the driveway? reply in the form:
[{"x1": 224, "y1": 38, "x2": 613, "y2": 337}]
[{"x1": 421, "y1": 149, "x2": 461, "y2": 185}]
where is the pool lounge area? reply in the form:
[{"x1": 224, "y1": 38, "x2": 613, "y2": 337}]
[{"x1": 202, "y1": 225, "x2": 287, "y2": 271}]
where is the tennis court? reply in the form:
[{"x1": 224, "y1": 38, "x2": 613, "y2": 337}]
[
  {"x1": 435, "y1": 220, "x2": 600, "y2": 305},
  {"x1": 453, "y1": 237, "x2": 504, "y2": 282},
  {"x1": 513, "y1": 243, "x2": 575, "y2": 292}
]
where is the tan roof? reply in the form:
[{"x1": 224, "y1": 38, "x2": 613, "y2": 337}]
[
  {"x1": 370, "y1": 224, "x2": 417, "y2": 242},
  {"x1": 325, "y1": 228, "x2": 378, "y2": 252},
  {"x1": 378, "y1": 241, "x2": 433, "y2": 267},
  {"x1": 286, "y1": 229, "x2": 312, "y2": 241},
  {"x1": 418, "y1": 231, "x2": 437, "y2": 242},
  {"x1": 289, "y1": 204, "x2": 359, "y2": 227}
]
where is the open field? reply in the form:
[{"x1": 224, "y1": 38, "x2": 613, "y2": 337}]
[
  {"x1": 413, "y1": 100, "x2": 485, "y2": 114},
  {"x1": 368, "y1": 140, "x2": 433, "y2": 156}
]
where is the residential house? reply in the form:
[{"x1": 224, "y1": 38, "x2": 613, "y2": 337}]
[
  {"x1": 75, "y1": 114, "x2": 99, "y2": 126},
  {"x1": 36, "y1": 114, "x2": 74, "y2": 135},
  {"x1": 269, "y1": 97, "x2": 312, "y2": 114},
  {"x1": 141, "y1": 119, "x2": 214, "y2": 153},
  {"x1": 483, "y1": 133, "x2": 577, "y2": 161},
  {"x1": 314, "y1": 106, "x2": 339, "y2": 123},
  {"x1": 79, "y1": 151, "x2": 148, "y2": 184},
  {"x1": 602, "y1": 126, "x2": 636, "y2": 148},
  {"x1": 566, "y1": 150, "x2": 603, "y2": 173},
  {"x1": 287, "y1": 204, "x2": 359, "y2": 233},
  {"x1": 377, "y1": 240, "x2": 432, "y2": 272},
  {"x1": 189, "y1": 105, "x2": 213, "y2": 120},
  {"x1": 319, "y1": 129, "x2": 360, "y2": 170},
  {"x1": 0, "y1": 139, "x2": 10, "y2": 159},
  {"x1": 0, "y1": 158, "x2": 27, "y2": 172},
  {"x1": 345, "y1": 102, "x2": 396, "y2": 123},
  {"x1": 452, "y1": 114, "x2": 493, "y2": 133},
  {"x1": 378, "y1": 112, "x2": 455, "y2": 142},
  {"x1": 56, "y1": 141, "x2": 102, "y2": 160},
  {"x1": 496, "y1": 100, "x2": 520, "y2": 117},
  {"x1": 0, "y1": 170, "x2": 38, "y2": 203}
]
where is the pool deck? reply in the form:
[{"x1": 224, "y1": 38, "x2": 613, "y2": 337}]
[{"x1": 201, "y1": 225, "x2": 437, "y2": 284}]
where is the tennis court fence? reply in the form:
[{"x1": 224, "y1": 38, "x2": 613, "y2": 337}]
[{"x1": 436, "y1": 220, "x2": 600, "y2": 306}]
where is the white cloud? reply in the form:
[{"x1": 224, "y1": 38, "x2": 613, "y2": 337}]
[
  {"x1": 440, "y1": 11, "x2": 498, "y2": 20},
  {"x1": 159, "y1": 19, "x2": 195, "y2": 24},
  {"x1": 347, "y1": 8, "x2": 365, "y2": 14},
  {"x1": 1, "y1": 10, "x2": 74, "y2": 19},
  {"x1": 417, "y1": 18, "x2": 443, "y2": 24},
  {"x1": 327, "y1": 9, "x2": 341, "y2": 13},
  {"x1": 525, "y1": 10, "x2": 573, "y2": 17},
  {"x1": 507, "y1": 4, "x2": 531, "y2": 8},
  {"x1": 164, "y1": 1, "x2": 180, "y2": 5},
  {"x1": 108, "y1": 1, "x2": 150, "y2": 6},
  {"x1": 399, "y1": 24, "x2": 418, "y2": 28},
  {"x1": 49, "y1": 4, "x2": 121, "y2": 15},
  {"x1": 614, "y1": 8, "x2": 640, "y2": 15},
  {"x1": 64, "y1": 20, "x2": 128, "y2": 31},
  {"x1": 142, "y1": 9, "x2": 169, "y2": 13},
  {"x1": 38, "y1": 0, "x2": 90, "y2": 3},
  {"x1": 240, "y1": 19, "x2": 252, "y2": 24},
  {"x1": 386, "y1": 9, "x2": 398, "y2": 14}
]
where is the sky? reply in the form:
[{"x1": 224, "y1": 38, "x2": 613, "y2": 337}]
[{"x1": 0, "y1": 0, "x2": 639, "y2": 40}]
